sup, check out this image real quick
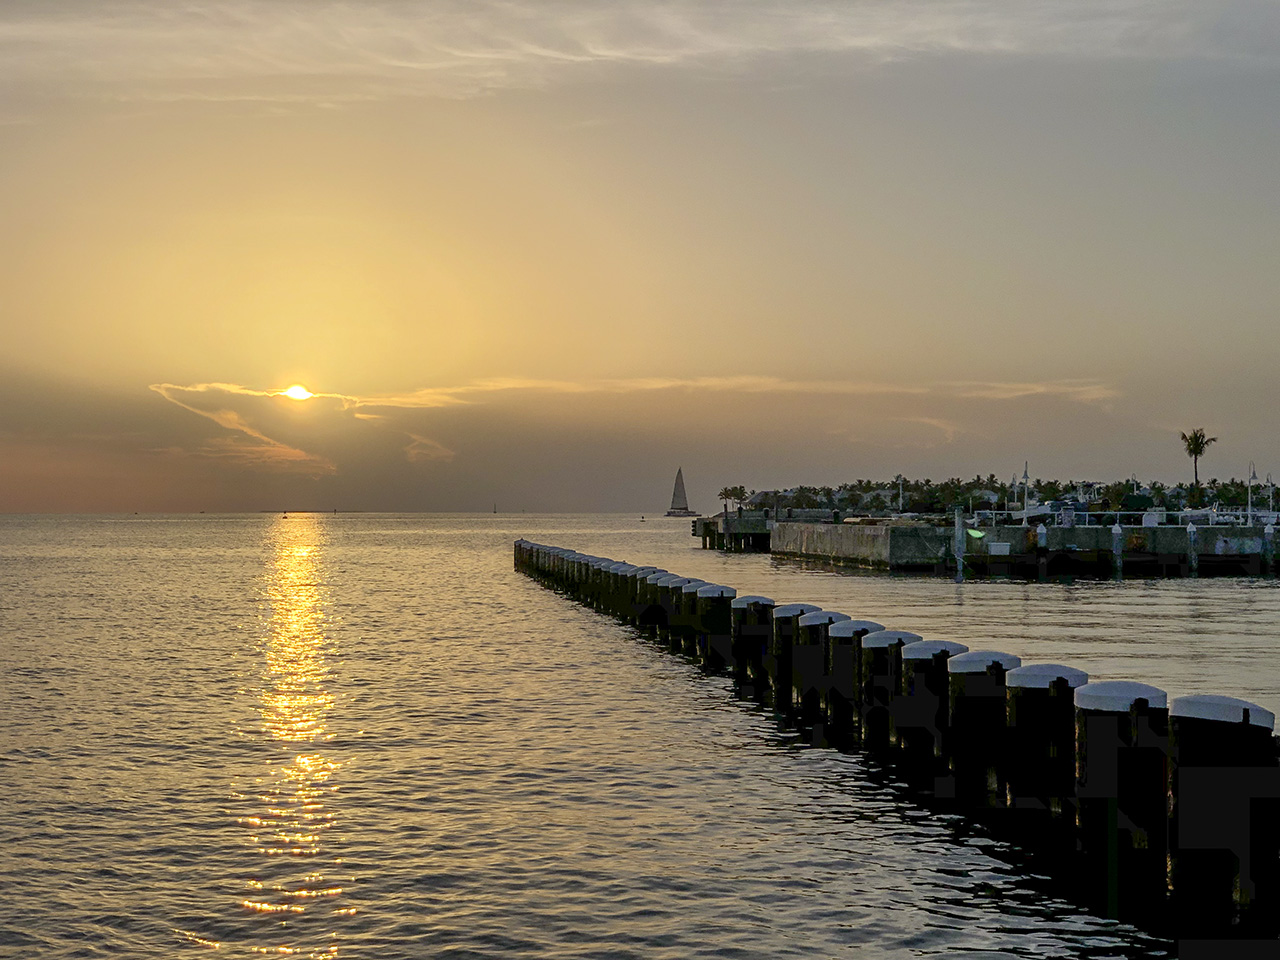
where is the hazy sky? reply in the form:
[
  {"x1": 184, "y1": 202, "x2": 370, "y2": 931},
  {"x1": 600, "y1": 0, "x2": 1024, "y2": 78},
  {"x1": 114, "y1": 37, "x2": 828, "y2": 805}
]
[{"x1": 2, "y1": 1, "x2": 1278, "y2": 511}]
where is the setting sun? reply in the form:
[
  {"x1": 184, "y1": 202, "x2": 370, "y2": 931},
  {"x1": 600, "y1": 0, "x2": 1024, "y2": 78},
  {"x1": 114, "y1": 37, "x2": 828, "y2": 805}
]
[{"x1": 282, "y1": 385, "x2": 314, "y2": 401}]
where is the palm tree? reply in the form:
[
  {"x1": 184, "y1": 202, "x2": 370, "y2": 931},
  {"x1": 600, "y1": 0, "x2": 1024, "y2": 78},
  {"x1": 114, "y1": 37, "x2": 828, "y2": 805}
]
[
  {"x1": 718, "y1": 487, "x2": 734, "y2": 515},
  {"x1": 1180, "y1": 428, "x2": 1217, "y2": 486}
]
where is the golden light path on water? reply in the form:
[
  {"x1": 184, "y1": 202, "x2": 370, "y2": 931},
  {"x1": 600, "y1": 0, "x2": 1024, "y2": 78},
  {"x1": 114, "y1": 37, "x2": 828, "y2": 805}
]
[{"x1": 237, "y1": 515, "x2": 345, "y2": 957}]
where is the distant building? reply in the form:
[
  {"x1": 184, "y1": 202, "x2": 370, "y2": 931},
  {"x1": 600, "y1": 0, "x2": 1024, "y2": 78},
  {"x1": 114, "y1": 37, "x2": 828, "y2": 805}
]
[{"x1": 664, "y1": 467, "x2": 698, "y2": 517}]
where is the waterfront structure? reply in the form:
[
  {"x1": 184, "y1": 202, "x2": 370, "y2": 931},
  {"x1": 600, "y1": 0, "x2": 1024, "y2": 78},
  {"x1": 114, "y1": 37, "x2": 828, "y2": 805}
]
[
  {"x1": 695, "y1": 510, "x2": 1279, "y2": 577},
  {"x1": 514, "y1": 539, "x2": 1280, "y2": 940}
]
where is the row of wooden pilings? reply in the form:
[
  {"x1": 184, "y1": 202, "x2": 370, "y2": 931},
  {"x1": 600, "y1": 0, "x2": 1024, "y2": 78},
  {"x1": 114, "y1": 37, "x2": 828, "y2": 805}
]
[{"x1": 515, "y1": 540, "x2": 1280, "y2": 947}]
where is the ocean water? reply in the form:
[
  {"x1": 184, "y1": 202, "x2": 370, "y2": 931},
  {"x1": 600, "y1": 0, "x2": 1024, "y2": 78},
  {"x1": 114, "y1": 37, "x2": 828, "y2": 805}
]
[{"x1": 4, "y1": 512, "x2": 1277, "y2": 959}]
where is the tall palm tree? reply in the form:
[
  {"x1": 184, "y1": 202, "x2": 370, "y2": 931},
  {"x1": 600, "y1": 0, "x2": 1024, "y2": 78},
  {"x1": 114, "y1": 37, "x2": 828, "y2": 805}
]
[
  {"x1": 718, "y1": 487, "x2": 734, "y2": 515},
  {"x1": 1180, "y1": 428, "x2": 1217, "y2": 486}
]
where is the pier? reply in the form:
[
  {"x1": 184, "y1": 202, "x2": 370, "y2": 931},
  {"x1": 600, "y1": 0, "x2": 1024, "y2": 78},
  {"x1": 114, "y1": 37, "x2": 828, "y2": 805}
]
[
  {"x1": 515, "y1": 538, "x2": 1280, "y2": 947},
  {"x1": 697, "y1": 511, "x2": 1279, "y2": 577}
]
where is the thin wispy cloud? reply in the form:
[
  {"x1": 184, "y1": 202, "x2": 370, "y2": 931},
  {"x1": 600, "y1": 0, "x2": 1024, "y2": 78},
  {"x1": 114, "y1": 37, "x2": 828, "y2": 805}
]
[
  {"x1": 947, "y1": 380, "x2": 1119, "y2": 405},
  {"x1": 2, "y1": 1, "x2": 1271, "y2": 106},
  {"x1": 890, "y1": 416, "x2": 961, "y2": 446},
  {"x1": 150, "y1": 376, "x2": 1119, "y2": 473},
  {"x1": 150, "y1": 382, "x2": 335, "y2": 473}
]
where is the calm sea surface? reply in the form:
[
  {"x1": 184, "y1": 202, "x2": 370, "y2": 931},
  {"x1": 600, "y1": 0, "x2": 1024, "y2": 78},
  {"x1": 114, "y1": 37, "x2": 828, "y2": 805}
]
[{"x1": 4, "y1": 513, "x2": 1279, "y2": 959}]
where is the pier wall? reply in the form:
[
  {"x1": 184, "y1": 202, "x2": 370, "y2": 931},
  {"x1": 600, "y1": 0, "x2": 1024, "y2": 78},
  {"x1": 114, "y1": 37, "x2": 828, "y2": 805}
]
[
  {"x1": 514, "y1": 539, "x2": 1280, "y2": 946},
  {"x1": 768, "y1": 520, "x2": 1276, "y2": 576},
  {"x1": 770, "y1": 522, "x2": 947, "y2": 569}
]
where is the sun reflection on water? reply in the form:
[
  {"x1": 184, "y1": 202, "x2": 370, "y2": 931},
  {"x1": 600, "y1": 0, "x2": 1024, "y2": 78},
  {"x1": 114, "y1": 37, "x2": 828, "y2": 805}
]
[{"x1": 231, "y1": 514, "x2": 348, "y2": 958}]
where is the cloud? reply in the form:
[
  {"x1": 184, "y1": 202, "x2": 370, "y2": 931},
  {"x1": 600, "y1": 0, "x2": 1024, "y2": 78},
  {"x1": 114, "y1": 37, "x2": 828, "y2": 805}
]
[
  {"x1": 404, "y1": 433, "x2": 457, "y2": 463},
  {"x1": 147, "y1": 375, "x2": 1121, "y2": 476},
  {"x1": 890, "y1": 416, "x2": 961, "y2": 446},
  {"x1": 1, "y1": 1, "x2": 1272, "y2": 107},
  {"x1": 946, "y1": 379, "x2": 1120, "y2": 405},
  {"x1": 149, "y1": 382, "x2": 335, "y2": 473}
]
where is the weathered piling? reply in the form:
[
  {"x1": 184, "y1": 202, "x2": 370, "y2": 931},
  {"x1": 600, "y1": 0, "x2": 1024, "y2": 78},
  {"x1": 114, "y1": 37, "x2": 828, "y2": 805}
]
[
  {"x1": 624, "y1": 566, "x2": 663, "y2": 624},
  {"x1": 673, "y1": 580, "x2": 709, "y2": 654},
  {"x1": 1074, "y1": 680, "x2": 1170, "y2": 925},
  {"x1": 1004, "y1": 663, "x2": 1089, "y2": 851},
  {"x1": 652, "y1": 575, "x2": 693, "y2": 641},
  {"x1": 792, "y1": 610, "x2": 852, "y2": 736},
  {"x1": 640, "y1": 571, "x2": 672, "y2": 633},
  {"x1": 696, "y1": 584, "x2": 737, "y2": 668},
  {"x1": 515, "y1": 539, "x2": 1280, "y2": 941},
  {"x1": 1169, "y1": 694, "x2": 1280, "y2": 939},
  {"x1": 894, "y1": 640, "x2": 969, "y2": 794},
  {"x1": 730, "y1": 595, "x2": 775, "y2": 696},
  {"x1": 947, "y1": 650, "x2": 1022, "y2": 811},
  {"x1": 825, "y1": 619, "x2": 885, "y2": 747},
  {"x1": 768, "y1": 603, "x2": 822, "y2": 712},
  {"x1": 860, "y1": 631, "x2": 920, "y2": 753}
]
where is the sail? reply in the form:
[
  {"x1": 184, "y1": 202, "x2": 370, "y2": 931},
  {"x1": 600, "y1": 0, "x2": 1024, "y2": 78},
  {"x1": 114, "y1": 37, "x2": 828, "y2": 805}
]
[{"x1": 670, "y1": 468, "x2": 689, "y2": 512}]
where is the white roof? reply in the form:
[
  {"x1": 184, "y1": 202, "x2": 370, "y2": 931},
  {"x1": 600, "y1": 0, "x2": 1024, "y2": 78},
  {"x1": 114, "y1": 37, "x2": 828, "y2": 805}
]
[
  {"x1": 697, "y1": 584, "x2": 737, "y2": 598},
  {"x1": 772, "y1": 603, "x2": 822, "y2": 618},
  {"x1": 862, "y1": 630, "x2": 923, "y2": 649},
  {"x1": 1171, "y1": 694, "x2": 1275, "y2": 729},
  {"x1": 902, "y1": 640, "x2": 969, "y2": 661},
  {"x1": 1006, "y1": 664, "x2": 1089, "y2": 690},
  {"x1": 1075, "y1": 680, "x2": 1167, "y2": 712},
  {"x1": 948, "y1": 650, "x2": 1023, "y2": 674},
  {"x1": 828, "y1": 620, "x2": 886, "y2": 638},
  {"x1": 798, "y1": 611, "x2": 851, "y2": 627}
]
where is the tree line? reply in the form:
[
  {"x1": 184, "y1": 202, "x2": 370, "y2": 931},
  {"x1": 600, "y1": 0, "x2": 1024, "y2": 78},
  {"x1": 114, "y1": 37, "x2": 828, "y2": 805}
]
[{"x1": 714, "y1": 427, "x2": 1263, "y2": 514}]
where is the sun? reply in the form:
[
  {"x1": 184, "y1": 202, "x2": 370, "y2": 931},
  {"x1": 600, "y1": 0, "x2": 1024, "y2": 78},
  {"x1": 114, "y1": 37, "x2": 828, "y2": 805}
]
[{"x1": 282, "y1": 384, "x2": 314, "y2": 400}]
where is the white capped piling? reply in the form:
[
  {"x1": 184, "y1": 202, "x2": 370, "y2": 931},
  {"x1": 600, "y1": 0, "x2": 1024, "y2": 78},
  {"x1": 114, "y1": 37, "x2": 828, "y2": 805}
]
[
  {"x1": 695, "y1": 584, "x2": 737, "y2": 669},
  {"x1": 606, "y1": 563, "x2": 636, "y2": 618},
  {"x1": 860, "y1": 630, "x2": 920, "y2": 752},
  {"x1": 1074, "y1": 680, "x2": 1170, "y2": 924},
  {"x1": 825, "y1": 619, "x2": 885, "y2": 746},
  {"x1": 674, "y1": 580, "x2": 709, "y2": 654},
  {"x1": 947, "y1": 650, "x2": 1022, "y2": 810},
  {"x1": 639, "y1": 571, "x2": 673, "y2": 633},
  {"x1": 624, "y1": 566, "x2": 662, "y2": 624},
  {"x1": 895, "y1": 640, "x2": 970, "y2": 794},
  {"x1": 1005, "y1": 663, "x2": 1089, "y2": 850},
  {"x1": 584, "y1": 558, "x2": 609, "y2": 609},
  {"x1": 793, "y1": 610, "x2": 852, "y2": 734},
  {"x1": 1169, "y1": 694, "x2": 1280, "y2": 938},
  {"x1": 652, "y1": 575, "x2": 693, "y2": 641},
  {"x1": 768, "y1": 603, "x2": 823, "y2": 713},
  {"x1": 730, "y1": 596, "x2": 775, "y2": 696}
]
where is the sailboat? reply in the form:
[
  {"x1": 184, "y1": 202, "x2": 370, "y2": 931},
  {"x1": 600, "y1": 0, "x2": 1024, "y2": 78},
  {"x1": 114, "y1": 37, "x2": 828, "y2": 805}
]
[{"x1": 664, "y1": 467, "x2": 699, "y2": 517}]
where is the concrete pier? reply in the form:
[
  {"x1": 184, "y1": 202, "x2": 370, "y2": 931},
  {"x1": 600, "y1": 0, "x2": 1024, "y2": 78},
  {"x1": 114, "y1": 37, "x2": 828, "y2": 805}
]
[
  {"x1": 513, "y1": 539, "x2": 1280, "y2": 943},
  {"x1": 709, "y1": 515, "x2": 1277, "y2": 577}
]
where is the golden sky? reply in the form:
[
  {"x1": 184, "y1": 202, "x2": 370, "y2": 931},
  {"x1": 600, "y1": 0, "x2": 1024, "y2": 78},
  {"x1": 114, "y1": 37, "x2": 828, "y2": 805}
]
[{"x1": 2, "y1": 1, "x2": 1278, "y2": 511}]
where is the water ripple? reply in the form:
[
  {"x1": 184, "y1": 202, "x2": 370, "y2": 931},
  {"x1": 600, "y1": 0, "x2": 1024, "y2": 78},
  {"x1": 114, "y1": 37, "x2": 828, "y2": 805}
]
[{"x1": 0, "y1": 514, "x2": 1199, "y2": 957}]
